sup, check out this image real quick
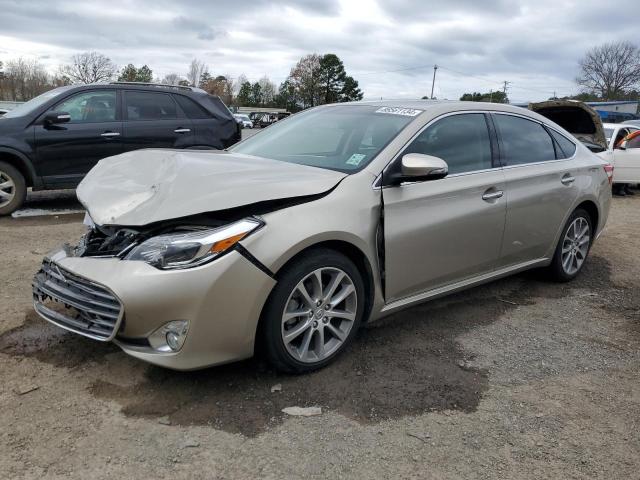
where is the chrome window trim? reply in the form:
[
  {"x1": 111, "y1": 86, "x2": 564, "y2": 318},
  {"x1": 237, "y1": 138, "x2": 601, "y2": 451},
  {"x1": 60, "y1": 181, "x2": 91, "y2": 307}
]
[{"x1": 373, "y1": 110, "x2": 499, "y2": 188}]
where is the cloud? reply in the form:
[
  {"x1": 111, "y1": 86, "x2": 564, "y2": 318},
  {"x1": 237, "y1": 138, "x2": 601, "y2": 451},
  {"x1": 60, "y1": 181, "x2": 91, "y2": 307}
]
[{"x1": 0, "y1": 0, "x2": 635, "y2": 102}]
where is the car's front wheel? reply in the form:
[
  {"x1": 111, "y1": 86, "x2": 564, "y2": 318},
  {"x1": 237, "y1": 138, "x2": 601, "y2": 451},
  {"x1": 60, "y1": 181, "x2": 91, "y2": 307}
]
[
  {"x1": 0, "y1": 161, "x2": 27, "y2": 216},
  {"x1": 548, "y1": 208, "x2": 593, "y2": 282},
  {"x1": 261, "y1": 249, "x2": 365, "y2": 373}
]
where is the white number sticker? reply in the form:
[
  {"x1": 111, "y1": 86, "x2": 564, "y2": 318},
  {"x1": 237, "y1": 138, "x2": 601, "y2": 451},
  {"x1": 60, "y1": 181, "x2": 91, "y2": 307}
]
[{"x1": 375, "y1": 107, "x2": 423, "y2": 117}]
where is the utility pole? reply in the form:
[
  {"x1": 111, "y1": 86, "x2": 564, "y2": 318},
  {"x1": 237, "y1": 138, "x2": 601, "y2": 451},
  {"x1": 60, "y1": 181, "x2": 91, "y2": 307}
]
[
  {"x1": 502, "y1": 81, "x2": 511, "y2": 103},
  {"x1": 489, "y1": 90, "x2": 493, "y2": 103},
  {"x1": 430, "y1": 65, "x2": 438, "y2": 99}
]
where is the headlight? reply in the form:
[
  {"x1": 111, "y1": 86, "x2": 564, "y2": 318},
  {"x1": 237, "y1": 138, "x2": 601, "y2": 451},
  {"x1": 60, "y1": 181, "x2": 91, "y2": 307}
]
[{"x1": 126, "y1": 218, "x2": 261, "y2": 269}]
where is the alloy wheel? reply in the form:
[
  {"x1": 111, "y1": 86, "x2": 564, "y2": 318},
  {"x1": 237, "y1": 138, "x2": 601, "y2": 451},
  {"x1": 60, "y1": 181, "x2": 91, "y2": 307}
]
[
  {"x1": 561, "y1": 216, "x2": 590, "y2": 275},
  {"x1": 281, "y1": 267, "x2": 357, "y2": 364},
  {"x1": 0, "y1": 170, "x2": 16, "y2": 209}
]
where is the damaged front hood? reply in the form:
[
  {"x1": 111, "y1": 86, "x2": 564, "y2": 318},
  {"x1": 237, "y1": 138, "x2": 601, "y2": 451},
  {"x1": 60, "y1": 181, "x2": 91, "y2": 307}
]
[
  {"x1": 77, "y1": 149, "x2": 347, "y2": 226},
  {"x1": 528, "y1": 100, "x2": 607, "y2": 150}
]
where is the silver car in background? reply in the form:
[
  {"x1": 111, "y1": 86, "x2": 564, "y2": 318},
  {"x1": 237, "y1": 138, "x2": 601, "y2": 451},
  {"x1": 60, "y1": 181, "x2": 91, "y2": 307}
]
[{"x1": 33, "y1": 101, "x2": 612, "y2": 372}]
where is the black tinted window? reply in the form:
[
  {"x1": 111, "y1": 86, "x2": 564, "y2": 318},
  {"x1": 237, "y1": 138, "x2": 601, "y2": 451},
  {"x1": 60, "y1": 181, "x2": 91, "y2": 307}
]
[
  {"x1": 175, "y1": 95, "x2": 211, "y2": 119},
  {"x1": 495, "y1": 115, "x2": 556, "y2": 165},
  {"x1": 403, "y1": 113, "x2": 492, "y2": 174},
  {"x1": 549, "y1": 129, "x2": 576, "y2": 159},
  {"x1": 125, "y1": 91, "x2": 177, "y2": 120}
]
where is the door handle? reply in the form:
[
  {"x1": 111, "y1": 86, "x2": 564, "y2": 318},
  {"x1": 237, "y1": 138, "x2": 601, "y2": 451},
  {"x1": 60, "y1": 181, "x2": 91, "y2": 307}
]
[
  {"x1": 100, "y1": 132, "x2": 120, "y2": 138},
  {"x1": 174, "y1": 128, "x2": 191, "y2": 133},
  {"x1": 482, "y1": 189, "x2": 504, "y2": 201},
  {"x1": 561, "y1": 174, "x2": 576, "y2": 185}
]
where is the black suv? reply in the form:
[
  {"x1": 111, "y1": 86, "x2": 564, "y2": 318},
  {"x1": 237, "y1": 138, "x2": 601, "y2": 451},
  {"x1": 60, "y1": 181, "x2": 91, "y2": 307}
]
[{"x1": 0, "y1": 82, "x2": 241, "y2": 215}]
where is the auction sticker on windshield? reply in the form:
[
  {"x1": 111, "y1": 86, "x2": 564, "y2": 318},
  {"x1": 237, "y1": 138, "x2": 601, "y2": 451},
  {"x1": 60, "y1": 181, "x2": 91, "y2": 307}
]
[
  {"x1": 346, "y1": 153, "x2": 367, "y2": 166},
  {"x1": 375, "y1": 107, "x2": 423, "y2": 116}
]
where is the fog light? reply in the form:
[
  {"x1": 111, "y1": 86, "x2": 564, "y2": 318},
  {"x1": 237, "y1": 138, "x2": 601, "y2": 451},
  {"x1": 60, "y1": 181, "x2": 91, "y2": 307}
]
[
  {"x1": 166, "y1": 331, "x2": 180, "y2": 351},
  {"x1": 148, "y1": 320, "x2": 189, "y2": 352}
]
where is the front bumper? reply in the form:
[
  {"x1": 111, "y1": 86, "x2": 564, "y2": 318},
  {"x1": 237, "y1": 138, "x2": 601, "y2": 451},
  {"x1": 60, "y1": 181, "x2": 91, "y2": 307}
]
[{"x1": 32, "y1": 246, "x2": 276, "y2": 370}]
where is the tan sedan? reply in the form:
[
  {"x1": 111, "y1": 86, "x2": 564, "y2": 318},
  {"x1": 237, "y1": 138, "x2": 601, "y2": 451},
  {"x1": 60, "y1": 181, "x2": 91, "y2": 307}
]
[{"x1": 33, "y1": 101, "x2": 612, "y2": 372}]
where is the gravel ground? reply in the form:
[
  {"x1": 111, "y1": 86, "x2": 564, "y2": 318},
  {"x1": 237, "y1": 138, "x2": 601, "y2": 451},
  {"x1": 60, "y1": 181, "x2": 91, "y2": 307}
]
[{"x1": 0, "y1": 191, "x2": 638, "y2": 479}]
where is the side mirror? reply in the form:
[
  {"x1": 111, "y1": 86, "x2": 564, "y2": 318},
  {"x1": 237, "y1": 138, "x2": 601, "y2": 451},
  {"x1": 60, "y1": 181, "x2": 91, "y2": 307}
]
[
  {"x1": 387, "y1": 153, "x2": 449, "y2": 185},
  {"x1": 43, "y1": 112, "x2": 71, "y2": 126}
]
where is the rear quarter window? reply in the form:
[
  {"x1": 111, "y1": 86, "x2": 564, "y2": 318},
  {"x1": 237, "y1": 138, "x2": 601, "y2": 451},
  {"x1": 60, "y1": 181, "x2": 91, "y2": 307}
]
[
  {"x1": 174, "y1": 95, "x2": 212, "y2": 119},
  {"x1": 548, "y1": 129, "x2": 577, "y2": 159}
]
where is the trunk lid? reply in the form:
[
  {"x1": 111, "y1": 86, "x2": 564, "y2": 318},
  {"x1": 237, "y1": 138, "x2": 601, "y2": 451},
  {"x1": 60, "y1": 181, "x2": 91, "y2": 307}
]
[{"x1": 528, "y1": 100, "x2": 607, "y2": 151}]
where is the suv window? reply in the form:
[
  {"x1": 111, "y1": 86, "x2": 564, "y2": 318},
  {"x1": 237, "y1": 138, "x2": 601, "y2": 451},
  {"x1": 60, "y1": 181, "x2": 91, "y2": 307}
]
[
  {"x1": 51, "y1": 90, "x2": 116, "y2": 123},
  {"x1": 402, "y1": 113, "x2": 493, "y2": 175},
  {"x1": 494, "y1": 114, "x2": 555, "y2": 165},
  {"x1": 174, "y1": 95, "x2": 211, "y2": 119},
  {"x1": 125, "y1": 91, "x2": 177, "y2": 121},
  {"x1": 549, "y1": 129, "x2": 577, "y2": 159}
]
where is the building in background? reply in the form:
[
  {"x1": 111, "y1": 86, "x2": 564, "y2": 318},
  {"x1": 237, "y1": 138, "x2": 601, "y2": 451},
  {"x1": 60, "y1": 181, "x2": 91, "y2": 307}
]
[{"x1": 586, "y1": 101, "x2": 639, "y2": 123}]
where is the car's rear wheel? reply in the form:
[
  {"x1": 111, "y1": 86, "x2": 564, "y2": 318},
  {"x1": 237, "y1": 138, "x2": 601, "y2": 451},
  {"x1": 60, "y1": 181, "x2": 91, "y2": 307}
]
[
  {"x1": 0, "y1": 161, "x2": 27, "y2": 216},
  {"x1": 261, "y1": 249, "x2": 365, "y2": 373},
  {"x1": 548, "y1": 208, "x2": 592, "y2": 282}
]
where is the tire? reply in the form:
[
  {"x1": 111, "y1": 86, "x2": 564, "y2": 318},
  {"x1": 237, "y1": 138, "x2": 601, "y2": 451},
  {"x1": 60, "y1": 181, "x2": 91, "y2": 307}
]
[
  {"x1": 261, "y1": 248, "x2": 365, "y2": 373},
  {"x1": 548, "y1": 208, "x2": 593, "y2": 282},
  {"x1": 0, "y1": 161, "x2": 27, "y2": 216}
]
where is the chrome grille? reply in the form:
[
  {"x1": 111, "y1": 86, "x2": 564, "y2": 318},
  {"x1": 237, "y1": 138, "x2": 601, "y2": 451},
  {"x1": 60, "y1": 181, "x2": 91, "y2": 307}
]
[{"x1": 32, "y1": 260, "x2": 122, "y2": 341}]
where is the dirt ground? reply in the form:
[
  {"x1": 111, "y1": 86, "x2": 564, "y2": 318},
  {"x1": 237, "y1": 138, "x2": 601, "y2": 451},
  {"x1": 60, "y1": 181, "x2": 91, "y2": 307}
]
[{"x1": 0, "y1": 191, "x2": 639, "y2": 479}]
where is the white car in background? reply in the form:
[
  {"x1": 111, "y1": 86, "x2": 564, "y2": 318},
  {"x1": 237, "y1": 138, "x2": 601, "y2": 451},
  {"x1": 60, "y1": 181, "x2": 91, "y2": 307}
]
[
  {"x1": 233, "y1": 114, "x2": 253, "y2": 129},
  {"x1": 528, "y1": 101, "x2": 639, "y2": 192},
  {"x1": 602, "y1": 122, "x2": 640, "y2": 189}
]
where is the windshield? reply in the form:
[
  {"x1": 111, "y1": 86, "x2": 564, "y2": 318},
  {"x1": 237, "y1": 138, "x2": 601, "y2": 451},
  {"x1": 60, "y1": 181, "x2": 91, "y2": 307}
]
[
  {"x1": 230, "y1": 105, "x2": 419, "y2": 172},
  {"x1": 2, "y1": 87, "x2": 71, "y2": 119}
]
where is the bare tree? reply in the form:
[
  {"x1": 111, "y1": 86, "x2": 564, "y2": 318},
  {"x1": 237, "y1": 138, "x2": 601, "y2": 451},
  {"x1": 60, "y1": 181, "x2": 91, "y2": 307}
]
[
  {"x1": 186, "y1": 58, "x2": 207, "y2": 87},
  {"x1": 577, "y1": 41, "x2": 640, "y2": 99},
  {"x1": 235, "y1": 74, "x2": 248, "y2": 95},
  {"x1": 162, "y1": 73, "x2": 182, "y2": 85},
  {"x1": 60, "y1": 51, "x2": 117, "y2": 84},
  {"x1": 258, "y1": 75, "x2": 276, "y2": 106},
  {"x1": 0, "y1": 57, "x2": 52, "y2": 100},
  {"x1": 288, "y1": 53, "x2": 322, "y2": 108}
]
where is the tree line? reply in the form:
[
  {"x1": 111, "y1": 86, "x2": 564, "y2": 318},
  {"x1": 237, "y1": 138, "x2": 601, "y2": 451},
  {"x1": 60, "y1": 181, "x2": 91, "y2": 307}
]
[{"x1": 0, "y1": 51, "x2": 363, "y2": 112}]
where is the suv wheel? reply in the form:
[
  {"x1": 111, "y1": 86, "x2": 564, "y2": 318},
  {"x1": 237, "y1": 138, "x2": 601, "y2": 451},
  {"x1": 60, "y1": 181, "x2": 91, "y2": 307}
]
[
  {"x1": 0, "y1": 161, "x2": 27, "y2": 216},
  {"x1": 261, "y1": 249, "x2": 365, "y2": 373},
  {"x1": 548, "y1": 208, "x2": 592, "y2": 282}
]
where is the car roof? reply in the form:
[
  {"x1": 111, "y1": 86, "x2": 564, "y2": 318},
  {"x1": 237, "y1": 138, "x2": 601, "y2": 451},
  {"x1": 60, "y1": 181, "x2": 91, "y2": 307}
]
[
  {"x1": 335, "y1": 99, "x2": 546, "y2": 116},
  {"x1": 61, "y1": 82, "x2": 216, "y2": 99}
]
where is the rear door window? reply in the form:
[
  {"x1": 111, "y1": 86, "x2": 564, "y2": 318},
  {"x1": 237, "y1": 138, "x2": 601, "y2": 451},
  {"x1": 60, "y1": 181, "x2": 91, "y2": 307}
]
[
  {"x1": 124, "y1": 91, "x2": 178, "y2": 121},
  {"x1": 494, "y1": 114, "x2": 556, "y2": 165}
]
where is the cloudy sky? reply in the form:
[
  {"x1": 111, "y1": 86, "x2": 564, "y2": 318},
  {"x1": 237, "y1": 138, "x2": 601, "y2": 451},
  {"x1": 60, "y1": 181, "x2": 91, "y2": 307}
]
[{"x1": 0, "y1": 0, "x2": 636, "y2": 102}]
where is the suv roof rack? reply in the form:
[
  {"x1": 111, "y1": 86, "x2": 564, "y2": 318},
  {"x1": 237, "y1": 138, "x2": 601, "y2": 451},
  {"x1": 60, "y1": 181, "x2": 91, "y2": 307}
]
[{"x1": 109, "y1": 82, "x2": 199, "y2": 92}]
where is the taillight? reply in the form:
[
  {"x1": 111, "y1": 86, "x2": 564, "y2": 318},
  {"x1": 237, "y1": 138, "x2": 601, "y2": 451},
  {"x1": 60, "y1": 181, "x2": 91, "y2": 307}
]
[{"x1": 603, "y1": 164, "x2": 614, "y2": 185}]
